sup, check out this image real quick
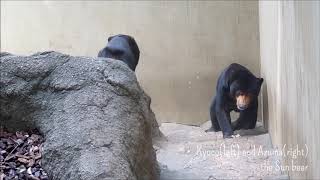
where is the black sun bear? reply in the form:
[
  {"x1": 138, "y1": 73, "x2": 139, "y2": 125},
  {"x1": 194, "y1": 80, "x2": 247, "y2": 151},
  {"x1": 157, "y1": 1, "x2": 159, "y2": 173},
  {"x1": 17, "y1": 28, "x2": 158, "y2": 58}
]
[
  {"x1": 206, "y1": 63, "x2": 263, "y2": 138},
  {"x1": 98, "y1": 34, "x2": 140, "y2": 71}
]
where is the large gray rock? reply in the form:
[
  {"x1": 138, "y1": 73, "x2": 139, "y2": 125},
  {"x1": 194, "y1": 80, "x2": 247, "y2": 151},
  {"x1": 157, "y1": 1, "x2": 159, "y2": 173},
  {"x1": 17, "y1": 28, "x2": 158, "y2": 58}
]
[{"x1": 0, "y1": 51, "x2": 161, "y2": 180}]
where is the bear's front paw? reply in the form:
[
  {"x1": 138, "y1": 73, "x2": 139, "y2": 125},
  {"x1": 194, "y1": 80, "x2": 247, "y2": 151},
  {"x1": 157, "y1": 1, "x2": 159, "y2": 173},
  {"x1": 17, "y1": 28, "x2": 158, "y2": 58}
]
[{"x1": 223, "y1": 131, "x2": 234, "y2": 138}]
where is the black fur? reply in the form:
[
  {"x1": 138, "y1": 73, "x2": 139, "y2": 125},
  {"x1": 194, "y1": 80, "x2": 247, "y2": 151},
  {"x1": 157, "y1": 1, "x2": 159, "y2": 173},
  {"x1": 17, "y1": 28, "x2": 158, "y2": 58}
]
[
  {"x1": 206, "y1": 63, "x2": 263, "y2": 138},
  {"x1": 98, "y1": 34, "x2": 140, "y2": 71}
]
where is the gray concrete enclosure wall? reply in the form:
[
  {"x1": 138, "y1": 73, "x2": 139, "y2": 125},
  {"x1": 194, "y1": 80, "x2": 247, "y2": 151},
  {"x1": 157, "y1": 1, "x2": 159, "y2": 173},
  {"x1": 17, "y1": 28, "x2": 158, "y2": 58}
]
[
  {"x1": 1, "y1": 1, "x2": 260, "y2": 125},
  {"x1": 259, "y1": 1, "x2": 320, "y2": 179}
]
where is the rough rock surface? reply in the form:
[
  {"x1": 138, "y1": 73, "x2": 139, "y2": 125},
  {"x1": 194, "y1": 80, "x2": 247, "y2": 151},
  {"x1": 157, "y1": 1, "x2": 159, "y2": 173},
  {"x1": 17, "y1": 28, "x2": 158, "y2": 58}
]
[{"x1": 0, "y1": 51, "x2": 161, "y2": 180}]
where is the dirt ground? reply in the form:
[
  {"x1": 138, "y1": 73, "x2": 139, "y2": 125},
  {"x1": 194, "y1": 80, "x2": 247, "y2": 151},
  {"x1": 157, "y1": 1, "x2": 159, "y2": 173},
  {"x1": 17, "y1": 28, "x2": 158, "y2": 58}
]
[{"x1": 155, "y1": 122, "x2": 289, "y2": 180}]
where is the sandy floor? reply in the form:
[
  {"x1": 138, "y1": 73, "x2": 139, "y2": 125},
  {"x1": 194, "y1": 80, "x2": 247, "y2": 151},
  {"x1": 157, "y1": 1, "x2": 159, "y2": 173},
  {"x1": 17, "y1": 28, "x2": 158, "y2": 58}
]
[{"x1": 155, "y1": 122, "x2": 289, "y2": 180}]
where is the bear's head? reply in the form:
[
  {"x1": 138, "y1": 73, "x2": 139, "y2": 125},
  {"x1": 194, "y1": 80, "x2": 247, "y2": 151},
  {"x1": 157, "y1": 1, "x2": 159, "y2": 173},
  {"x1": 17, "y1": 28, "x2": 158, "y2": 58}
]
[
  {"x1": 98, "y1": 34, "x2": 140, "y2": 71},
  {"x1": 230, "y1": 77, "x2": 263, "y2": 111},
  {"x1": 107, "y1": 34, "x2": 140, "y2": 61}
]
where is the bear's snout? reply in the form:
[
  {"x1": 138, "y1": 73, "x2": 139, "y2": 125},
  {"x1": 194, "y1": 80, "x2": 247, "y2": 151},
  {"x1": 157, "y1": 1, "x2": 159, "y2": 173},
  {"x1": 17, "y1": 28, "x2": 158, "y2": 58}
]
[{"x1": 236, "y1": 95, "x2": 250, "y2": 110}]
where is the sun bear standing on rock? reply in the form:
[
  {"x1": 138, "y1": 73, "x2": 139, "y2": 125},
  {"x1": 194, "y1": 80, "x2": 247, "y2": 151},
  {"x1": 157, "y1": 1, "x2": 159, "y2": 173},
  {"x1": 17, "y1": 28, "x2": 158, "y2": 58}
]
[
  {"x1": 206, "y1": 63, "x2": 263, "y2": 138},
  {"x1": 98, "y1": 34, "x2": 140, "y2": 71}
]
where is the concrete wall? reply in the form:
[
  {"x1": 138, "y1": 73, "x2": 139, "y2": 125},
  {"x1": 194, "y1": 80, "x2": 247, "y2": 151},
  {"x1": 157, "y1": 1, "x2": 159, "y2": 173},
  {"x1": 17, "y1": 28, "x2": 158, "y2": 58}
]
[
  {"x1": 259, "y1": 1, "x2": 320, "y2": 179},
  {"x1": 1, "y1": 1, "x2": 260, "y2": 125}
]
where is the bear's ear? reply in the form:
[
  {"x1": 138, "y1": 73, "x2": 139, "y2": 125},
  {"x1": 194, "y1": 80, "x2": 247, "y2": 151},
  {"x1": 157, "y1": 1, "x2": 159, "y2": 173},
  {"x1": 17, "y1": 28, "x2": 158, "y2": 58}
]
[
  {"x1": 258, "y1": 78, "x2": 264, "y2": 86},
  {"x1": 108, "y1": 35, "x2": 115, "y2": 42}
]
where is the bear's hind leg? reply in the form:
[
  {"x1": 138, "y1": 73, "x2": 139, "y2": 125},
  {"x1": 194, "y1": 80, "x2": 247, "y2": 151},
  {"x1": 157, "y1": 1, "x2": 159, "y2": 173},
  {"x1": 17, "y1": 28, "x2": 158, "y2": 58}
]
[{"x1": 206, "y1": 98, "x2": 221, "y2": 132}]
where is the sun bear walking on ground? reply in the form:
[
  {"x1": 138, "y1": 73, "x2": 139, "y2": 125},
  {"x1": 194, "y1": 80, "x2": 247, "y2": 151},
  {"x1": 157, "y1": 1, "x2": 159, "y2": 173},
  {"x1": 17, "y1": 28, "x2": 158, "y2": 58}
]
[
  {"x1": 206, "y1": 63, "x2": 263, "y2": 138},
  {"x1": 98, "y1": 34, "x2": 140, "y2": 71}
]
